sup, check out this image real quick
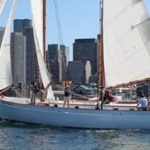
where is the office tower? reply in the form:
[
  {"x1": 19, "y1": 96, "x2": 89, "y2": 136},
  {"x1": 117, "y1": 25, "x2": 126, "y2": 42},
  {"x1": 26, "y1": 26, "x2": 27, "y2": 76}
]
[
  {"x1": 60, "y1": 45, "x2": 69, "y2": 81},
  {"x1": 73, "y1": 38, "x2": 98, "y2": 75},
  {"x1": 85, "y1": 61, "x2": 91, "y2": 84},
  {"x1": 11, "y1": 32, "x2": 26, "y2": 85},
  {"x1": 14, "y1": 19, "x2": 32, "y2": 32},
  {"x1": 24, "y1": 28, "x2": 37, "y2": 84},
  {"x1": 47, "y1": 44, "x2": 69, "y2": 83},
  {"x1": 12, "y1": 19, "x2": 37, "y2": 86},
  {"x1": 47, "y1": 44, "x2": 60, "y2": 83},
  {"x1": 67, "y1": 61, "x2": 91, "y2": 85}
]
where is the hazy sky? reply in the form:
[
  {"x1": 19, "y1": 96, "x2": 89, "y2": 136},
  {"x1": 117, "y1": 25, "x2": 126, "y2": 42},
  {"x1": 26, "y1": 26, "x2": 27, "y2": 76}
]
[{"x1": 1, "y1": 0, "x2": 150, "y2": 60}]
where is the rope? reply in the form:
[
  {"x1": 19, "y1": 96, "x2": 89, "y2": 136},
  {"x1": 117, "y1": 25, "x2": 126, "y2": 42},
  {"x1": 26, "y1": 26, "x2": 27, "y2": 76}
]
[{"x1": 53, "y1": 0, "x2": 63, "y2": 44}]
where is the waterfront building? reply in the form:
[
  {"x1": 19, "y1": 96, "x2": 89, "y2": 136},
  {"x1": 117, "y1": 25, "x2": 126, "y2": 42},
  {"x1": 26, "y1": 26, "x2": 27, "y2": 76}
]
[
  {"x1": 85, "y1": 61, "x2": 91, "y2": 84},
  {"x1": 73, "y1": 38, "x2": 98, "y2": 75},
  {"x1": 47, "y1": 44, "x2": 60, "y2": 83},
  {"x1": 11, "y1": 32, "x2": 26, "y2": 85},
  {"x1": 67, "y1": 61, "x2": 91, "y2": 85},
  {"x1": 47, "y1": 44, "x2": 69, "y2": 83},
  {"x1": 24, "y1": 28, "x2": 37, "y2": 84},
  {"x1": 60, "y1": 45, "x2": 69, "y2": 81},
  {"x1": 12, "y1": 19, "x2": 37, "y2": 86}
]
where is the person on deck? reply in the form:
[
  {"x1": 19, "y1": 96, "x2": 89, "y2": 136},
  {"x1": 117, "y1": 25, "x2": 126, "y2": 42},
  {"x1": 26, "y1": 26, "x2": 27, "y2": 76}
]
[
  {"x1": 30, "y1": 81, "x2": 39, "y2": 105},
  {"x1": 63, "y1": 87, "x2": 70, "y2": 108},
  {"x1": 0, "y1": 91, "x2": 4, "y2": 98},
  {"x1": 137, "y1": 92, "x2": 148, "y2": 111},
  {"x1": 101, "y1": 90, "x2": 114, "y2": 110}
]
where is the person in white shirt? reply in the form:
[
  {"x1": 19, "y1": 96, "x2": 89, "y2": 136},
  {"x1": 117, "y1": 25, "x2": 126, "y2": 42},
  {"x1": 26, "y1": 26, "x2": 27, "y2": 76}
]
[{"x1": 137, "y1": 92, "x2": 148, "y2": 111}]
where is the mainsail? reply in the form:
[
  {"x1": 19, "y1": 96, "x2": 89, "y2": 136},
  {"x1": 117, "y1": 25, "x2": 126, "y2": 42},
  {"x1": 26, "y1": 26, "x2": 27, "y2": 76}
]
[
  {"x1": 30, "y1": 0, "x2": 55, "y2": 100},
  {"x1": 103, "y1": 0, "x2": 150, "y2": 87},
  {"x1": 0, "y1": 0, "x2": 18, "y2": 90},
  {"x1": 0, "y1": 0, "x2": 7, "y2": 18}
]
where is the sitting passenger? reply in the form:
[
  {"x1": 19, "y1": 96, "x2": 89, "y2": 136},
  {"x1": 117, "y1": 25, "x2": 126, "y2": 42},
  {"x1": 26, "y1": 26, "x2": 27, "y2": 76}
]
[
  {"x1": 137, "y1": 92, "x2": 148, "y2": 111},
  {"x1": 101, "y1": 90, "x2": 114, "y2": 110}
]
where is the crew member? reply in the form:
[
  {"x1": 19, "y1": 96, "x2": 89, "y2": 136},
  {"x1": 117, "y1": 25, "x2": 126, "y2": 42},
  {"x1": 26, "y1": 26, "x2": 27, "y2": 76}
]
[{"x1": 63, "y1": 87, "x2": 70, "y2": 108}]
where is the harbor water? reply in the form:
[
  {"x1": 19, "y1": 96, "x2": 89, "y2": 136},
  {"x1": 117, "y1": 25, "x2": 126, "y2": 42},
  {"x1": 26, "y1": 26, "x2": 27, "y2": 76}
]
[{"x1": 0, "y1": 121, "x2": 150, "y2": 150}]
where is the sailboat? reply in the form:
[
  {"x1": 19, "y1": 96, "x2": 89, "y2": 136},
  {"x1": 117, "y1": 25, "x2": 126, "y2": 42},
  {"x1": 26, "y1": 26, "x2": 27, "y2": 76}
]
[{"x1": 1, "y1": 0, "x2": 150, "y2": 129}]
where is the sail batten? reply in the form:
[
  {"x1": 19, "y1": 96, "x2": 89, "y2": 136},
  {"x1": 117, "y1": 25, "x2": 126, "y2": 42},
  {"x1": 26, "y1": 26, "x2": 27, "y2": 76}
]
[
  {"x1": 0, "y1": 0, "x2": 18, "y2": 90},
  {"x1": 103, "y1": 0, "x2": 150, "y2": 88}
]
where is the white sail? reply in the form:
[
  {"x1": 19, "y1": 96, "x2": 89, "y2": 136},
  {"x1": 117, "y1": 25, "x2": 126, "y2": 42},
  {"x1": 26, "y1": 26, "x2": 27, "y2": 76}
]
[
  {"x1": 30, "y1": 0, "x2": 54, "y2": 100},
  {"x1": 103, "y1": 0, "x2": 150, "y2": 87},
  {"x1": 30, "y1": 0, "x2": 44, "y2": 57},
  {"x1": 0, "y1": 0, "x2": 7, "y2": 18},
  {"x1": 32, "y1": 23, "x2": 55, "y2": 100},
  {"x1": 0, "y1": 0, "x2": 18, "y2": 90}
]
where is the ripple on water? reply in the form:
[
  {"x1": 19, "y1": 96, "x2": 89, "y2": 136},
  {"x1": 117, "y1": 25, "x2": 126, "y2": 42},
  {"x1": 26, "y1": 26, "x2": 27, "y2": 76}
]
[{"x1": 0, "y1": 121, "x2": 150, "y2": 150}]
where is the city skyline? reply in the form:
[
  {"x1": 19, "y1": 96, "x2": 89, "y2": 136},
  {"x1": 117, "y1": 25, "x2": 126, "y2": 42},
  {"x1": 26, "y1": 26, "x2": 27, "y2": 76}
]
[{"x1": 0, "y1": 0, "x2": 150, "y2": 60}]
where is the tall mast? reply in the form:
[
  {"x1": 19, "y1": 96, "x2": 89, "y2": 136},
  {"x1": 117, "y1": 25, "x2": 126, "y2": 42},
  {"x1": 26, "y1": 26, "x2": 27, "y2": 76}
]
[
  {"x1": 99, "y1": 0, "x2": 105, "y2": 99},
  {"x1": 43, "y1": 0, "x2": 46, "y2": 61}
]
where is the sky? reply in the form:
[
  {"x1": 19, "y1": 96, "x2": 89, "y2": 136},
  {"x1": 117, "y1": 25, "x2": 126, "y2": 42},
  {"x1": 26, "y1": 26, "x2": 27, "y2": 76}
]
[{"x1": 1, "y1": 0, "x2": 150, "y2": 60}]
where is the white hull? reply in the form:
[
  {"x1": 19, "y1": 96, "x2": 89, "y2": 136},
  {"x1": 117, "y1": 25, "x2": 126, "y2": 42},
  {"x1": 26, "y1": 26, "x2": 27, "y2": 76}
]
[{"x1": 0, "y1": 99, "x2": 150, "y2": 129}]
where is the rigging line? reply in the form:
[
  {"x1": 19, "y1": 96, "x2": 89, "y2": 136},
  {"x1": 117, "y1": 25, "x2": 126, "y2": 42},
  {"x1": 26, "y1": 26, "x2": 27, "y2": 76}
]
[
  {"x1": 53, "y1": 0, "x2": 66, "y2": 83},
  {"x1": 56, "y1": 0, "x2": 63, "y2": 44},
  {"x1": 53, "y1": 0, "x2": 61, "y2": 43},
  {"x1": 53, "y1": 0, "x2": 63, "y2": 44}
]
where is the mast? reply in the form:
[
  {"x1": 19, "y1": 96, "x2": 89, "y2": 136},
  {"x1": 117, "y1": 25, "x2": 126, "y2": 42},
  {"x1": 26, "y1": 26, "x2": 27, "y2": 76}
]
[
  {"x1": 99, "y1": 0, "x2": 105, "y2": 100},
  {"x1": 43, "y1": 0, "x2": 46, "y2": 61}
]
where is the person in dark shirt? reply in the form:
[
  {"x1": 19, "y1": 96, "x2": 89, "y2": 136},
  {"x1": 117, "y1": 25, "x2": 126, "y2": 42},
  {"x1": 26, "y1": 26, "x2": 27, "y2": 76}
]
[
  {"x1": 63, "y1": 87, "x2": 70, "y2": 108},
  {"x1": 101, "y1": 90, "x2": 114, "y2": 110},
  {"x1": 30, "y1": 81, "x2": 39, "y2": 104}
]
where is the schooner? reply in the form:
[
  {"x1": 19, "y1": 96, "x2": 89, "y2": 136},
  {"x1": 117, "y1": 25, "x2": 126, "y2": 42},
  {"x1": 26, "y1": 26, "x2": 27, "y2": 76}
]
[{"x1": 1, "y1": 0, "x2": 150, "y2": 129}]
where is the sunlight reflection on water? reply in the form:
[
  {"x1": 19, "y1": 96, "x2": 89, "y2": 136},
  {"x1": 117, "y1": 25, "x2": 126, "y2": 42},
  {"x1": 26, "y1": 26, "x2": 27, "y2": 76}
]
[{"x1": 0, "y1": 121, "x2": 150, "y2": 150}]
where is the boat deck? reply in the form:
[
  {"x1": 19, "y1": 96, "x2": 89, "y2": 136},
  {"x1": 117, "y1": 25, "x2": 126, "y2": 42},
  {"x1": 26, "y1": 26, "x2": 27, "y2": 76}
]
[{"x1": 1, "y1": 96, "x2": 138, "y2": 111}]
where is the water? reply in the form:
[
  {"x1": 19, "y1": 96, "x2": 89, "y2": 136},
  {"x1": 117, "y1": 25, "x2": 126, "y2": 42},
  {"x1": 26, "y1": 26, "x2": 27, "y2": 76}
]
[{"x1": 0, "y1": 121, "x2": 150, "y2": 150}]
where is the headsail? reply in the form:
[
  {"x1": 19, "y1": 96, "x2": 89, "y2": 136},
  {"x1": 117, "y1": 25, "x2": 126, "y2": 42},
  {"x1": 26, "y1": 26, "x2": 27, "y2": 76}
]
[
  {"x1": 30, "y1": 0, "x2": 55, "y2": 100},
  {"x1": 0, "y1": 0, "x2": 18, "y2": 90},
  {"x1": 30, "y1": 0, "x2": 44, "y2": 57},
  {"x1": 0, "y1": 0, "x2": 7, "y2": 18},
  {"x1": 103, "y1": 0, "x2": 150, "y2": 87},
  {"x1": 32, "y1": 29, "x2": 54, "y2": 100}
]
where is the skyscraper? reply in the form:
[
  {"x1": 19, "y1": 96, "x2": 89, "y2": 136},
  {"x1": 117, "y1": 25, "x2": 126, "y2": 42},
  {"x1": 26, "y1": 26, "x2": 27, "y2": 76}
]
[
  {"x1": 67, "y1": 61, "x2": 91, "y2": 85},
  {"x1": 60, "y1": 45, "x2": 69, "y2": 81},
  {"x1": 12, "y1": 19, "x2": 37, "y2": 86},
  {"x1": 47, "y1": 44, "x2": 69, "y2": 83},
  {"x1": 14, "y1": 19, "x2": 32, "y2": 32},
  {"x1": 73, "y1": 38, "x2": 98, "y2": 75},
  {"x1": 47, "y1": 44, "x2": 60, "y2": 83},
  {"x1": 24, "y1": 27, "x2": 37, "y2": 84},
  {"x1": 11, "y1": 32, "x2": 26, "y2": 85}
]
